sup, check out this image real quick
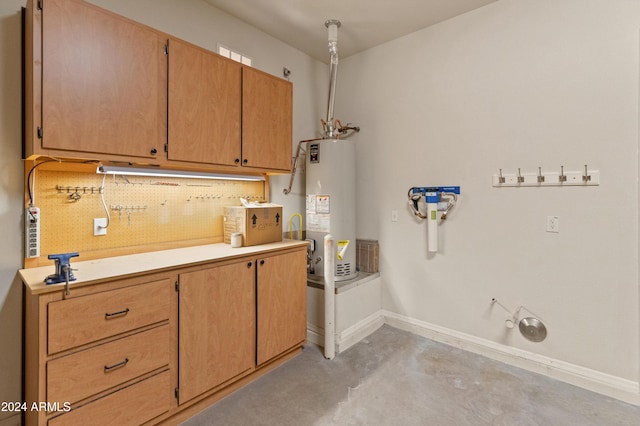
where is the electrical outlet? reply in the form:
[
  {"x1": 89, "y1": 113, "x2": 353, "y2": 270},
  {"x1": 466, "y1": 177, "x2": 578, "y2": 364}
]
[
  {"x1": 25, "y1": 206, "x2": 40, "y2": 258},
  {"x1": 391, "y1": 210, "x2": 399, "y2": 222},
  {"x1": 94, "y1": 218, "x2": 107, "y2": 236},
  {"x1": 546, "y1": 216, "x2": 559, "y2": 233}
]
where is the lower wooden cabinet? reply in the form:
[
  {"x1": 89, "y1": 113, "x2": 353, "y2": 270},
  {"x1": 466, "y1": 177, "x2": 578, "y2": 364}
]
[
  {"x1": 178, "y1": 259, "x2": 256, "y2": 404},
  {"x1": 177, "y1": 247, "x2": 307, "y2": 405},
  {"x1": 257, "y1": 249, "x2": 307, "y2": 365},
  {"x1": 24, "y1": 274, "x2": 175, "y2": 426},
  {"x1": 22, "y1": 244, "x2": 307, "y2": 425}
]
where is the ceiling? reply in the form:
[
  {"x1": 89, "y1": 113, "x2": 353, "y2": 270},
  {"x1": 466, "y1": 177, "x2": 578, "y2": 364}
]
[{"x1": 205, "y1": 0, "x2": 497, "y2": 63}]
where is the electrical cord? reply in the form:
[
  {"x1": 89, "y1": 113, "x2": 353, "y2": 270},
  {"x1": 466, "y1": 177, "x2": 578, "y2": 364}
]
[
  {"x1": 26, "y1": 158, "x2": 60, "y2": 206},
  {"x1": 98, "y1": 173, "x2": 111, "y2": 229},
  {"x1": 26, "y1": 157, "x2": 100, "y2": 206}
]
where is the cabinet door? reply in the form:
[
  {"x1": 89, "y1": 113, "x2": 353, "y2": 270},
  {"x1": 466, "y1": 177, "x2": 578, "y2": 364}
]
[
  {"x1": 178, "y1": 260, "x2": 255, "y2": 404},
  {"x1": 241, "y1": 67, "x2": 293, "y2": 171},
  {"x1": 168, "y1": 38, "x2": 242, "y2": 166},
  {"x1": 257, "y1": 249, "x2": 307, "y2": 365},
  {"x1": 41, "y1": 0, "x2": 166, "y2": 160}
]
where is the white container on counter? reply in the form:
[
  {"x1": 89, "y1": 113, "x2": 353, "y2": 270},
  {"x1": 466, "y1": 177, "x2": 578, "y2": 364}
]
[{"x1": 230, "y1": 232, "x2": 243, "y2": 248}]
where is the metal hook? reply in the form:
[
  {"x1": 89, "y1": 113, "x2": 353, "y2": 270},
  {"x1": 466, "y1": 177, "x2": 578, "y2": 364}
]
[
  {"x1": 537, "y1": 167, "x2": 545, "y2": 183},
  {"x1": 498, "y1": 169, "x2": 505, "y2": 184},
  {"x1": 68, "y1": 191, "x2": 81, "y2": 202},
  {"x1": 582, "y1": 164, "x2": 591, "y2": 182},
  {"x1": 517, "y1": 168, "x2": 524, "y2": 183},
  {"x1": 559, "y1": 165, "x2": 567, "y2": 183},
  {"x1": 491, "y1": 298, "x2": 517, "y2": 329}
]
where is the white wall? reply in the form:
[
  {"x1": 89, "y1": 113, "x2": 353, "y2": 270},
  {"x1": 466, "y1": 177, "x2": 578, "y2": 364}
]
[
  {"x1": 337, "y1": 0, "x2": 640, "y2": 386},
  {"x1": 0, "y1": 1, "x2": 324, "y2": 422}
]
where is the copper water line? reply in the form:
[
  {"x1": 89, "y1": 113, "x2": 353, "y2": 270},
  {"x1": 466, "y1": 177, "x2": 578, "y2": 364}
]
[{"x1": 282, "y1": 137, "x2": 324, "y2": 195}]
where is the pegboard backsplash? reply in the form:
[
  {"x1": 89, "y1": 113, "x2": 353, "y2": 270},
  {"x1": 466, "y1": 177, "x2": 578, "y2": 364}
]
[{"x1": 28, "y1": 167, "x2": 266, "y2": 266}]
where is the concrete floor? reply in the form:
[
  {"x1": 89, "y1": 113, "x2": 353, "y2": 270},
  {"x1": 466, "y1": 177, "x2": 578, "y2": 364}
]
[{"x1": 182, "y1": 325, "x2": 640, "y2": 425}]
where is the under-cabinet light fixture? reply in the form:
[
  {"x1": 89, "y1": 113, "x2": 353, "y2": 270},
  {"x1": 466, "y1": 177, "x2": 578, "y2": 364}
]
[{"x1": 96, "y1": 165, "x2": 265, "y2": 181}]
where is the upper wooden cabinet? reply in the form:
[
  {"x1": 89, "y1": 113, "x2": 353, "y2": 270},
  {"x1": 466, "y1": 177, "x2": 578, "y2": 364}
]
[
  {"x1": 167, "y1": 38, "x2": 242, "y2": 167},
  {"x1": 25, "y1": 0, "x2": 293, "y2": 174},
  {"x1": 167, "y1": 39, "x2": 293, "y2": 172},
  {"x1": 242, "y1": 67, "x2": 293, "y2": 172},
  {"x1": 26, "y1": 0, "x2": 167, "y2": 161}
]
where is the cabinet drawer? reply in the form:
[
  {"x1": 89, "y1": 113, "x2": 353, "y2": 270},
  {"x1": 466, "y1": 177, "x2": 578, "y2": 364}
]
[
  {"x1": 47, "y1": 324, "x2": 170, "y2": 405},
  {"x1": 48, "y1": 370, "x2": 171, "y2": 426},
  {"x1": 48, "y1": 279, "x2": 171, "y2": 354}
]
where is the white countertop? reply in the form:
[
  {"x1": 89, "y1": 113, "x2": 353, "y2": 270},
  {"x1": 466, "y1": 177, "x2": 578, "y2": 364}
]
[{"x1": 20, "y1": 239, "x2": 309, "y2": 295}]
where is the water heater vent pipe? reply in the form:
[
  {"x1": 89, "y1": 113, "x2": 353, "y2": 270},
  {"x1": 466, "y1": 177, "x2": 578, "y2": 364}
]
[
  {"x1": 324, "y1": 19, "x2": 341, "y2": 139},
  {"x1": 282, "y1": 20, "x2": 359, "y2": 195}
]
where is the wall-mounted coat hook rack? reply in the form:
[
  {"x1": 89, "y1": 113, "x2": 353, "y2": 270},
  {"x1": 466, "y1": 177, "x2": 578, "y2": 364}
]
[{"x1": 492, "y1": 165, "x2": 599, "y2": 187}]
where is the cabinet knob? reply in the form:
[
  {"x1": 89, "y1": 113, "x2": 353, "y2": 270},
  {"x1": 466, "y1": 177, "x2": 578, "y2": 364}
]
[
  {"x1": 260, "y1": 259, "x2": 265, "y2": 265},
  {"x1": 235, "y1": 158, "x2": 240, "y2": 165},
  {"x1": 247, "y1": 262, "x2": 253, "y2": 268},
  {"x1": 150, "y1": 148, "x2": 158, "y2": 155},
  {"x1": 243, "y1": 159, "x2": 248, "y2": 165}
]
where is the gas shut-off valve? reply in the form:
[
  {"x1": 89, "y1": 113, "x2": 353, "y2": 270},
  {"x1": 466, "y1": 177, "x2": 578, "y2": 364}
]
[{"x1": 407, "y1": 186, "x2": 460, "y2": 253}]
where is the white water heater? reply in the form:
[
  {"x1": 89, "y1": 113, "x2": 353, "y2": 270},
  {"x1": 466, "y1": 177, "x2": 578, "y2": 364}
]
[{"x1": 306, "y1": 138, "x2": 357, "y2": 282}]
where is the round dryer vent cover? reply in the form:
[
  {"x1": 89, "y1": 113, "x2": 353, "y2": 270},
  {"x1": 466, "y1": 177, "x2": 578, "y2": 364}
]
[{"x1": 519, "y1": 317, "x2": 547, "y2": 342}]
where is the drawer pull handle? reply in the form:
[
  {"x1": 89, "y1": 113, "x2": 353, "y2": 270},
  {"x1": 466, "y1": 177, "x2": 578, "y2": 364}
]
[
  {"x1": 105, "y1": 308, "x2": 130, "y2": 319},
  {"x1": 104, "y1": 358, "x2": 129, "y2": 372}
]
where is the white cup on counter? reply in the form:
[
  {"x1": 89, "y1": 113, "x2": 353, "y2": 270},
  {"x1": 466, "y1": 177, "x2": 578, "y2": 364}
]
[{"x1": 230, "y1": 233, "x2": 243, "y2": 248}]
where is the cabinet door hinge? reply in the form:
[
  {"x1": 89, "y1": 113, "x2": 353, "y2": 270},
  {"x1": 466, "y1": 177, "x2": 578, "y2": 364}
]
[
  {"x1": 37, "y1": 0, "x2": 43, "y2": 11},
  {"x1": 164, "y1": 43, "x2": 169, "y2": 55},
  {"x1": 164, "y1": 142, "x2": 169, "y2": 153},
  {"x1": 37, "y1": 126, "x2": 43, "y2": 139},
  {"x1": 175, "y1": 279, "x2": 180, "y2": 292},
  {"x1": 174, "y1": 387, "x2": 179, "y2": 400}
]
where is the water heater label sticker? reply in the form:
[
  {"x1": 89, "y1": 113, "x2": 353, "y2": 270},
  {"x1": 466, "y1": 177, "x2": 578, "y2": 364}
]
[
  {"x1": 306, "y1": 194, "x2": 316, "y2": 212},
  {"x1": 316, "y1": 195, "x2": 330, "y2": 213},
  {"x1": 306, "y1": 213, "x2": 330, "y2": 232},
  {"x1": 309, "y1": 144, "x2": 320, "y2": 163},
  {"x1": 337, "y1": 240, "x2": 350, "y2": 260}
]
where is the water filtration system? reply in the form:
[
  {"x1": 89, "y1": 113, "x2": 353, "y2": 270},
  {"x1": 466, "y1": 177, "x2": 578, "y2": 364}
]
[{"x1": 408, "y1": 186, "x2": 461, "y2": 253}]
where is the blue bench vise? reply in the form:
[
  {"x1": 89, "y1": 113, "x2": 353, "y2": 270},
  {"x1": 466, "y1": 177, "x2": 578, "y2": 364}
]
[{"x1": 45, "y1": 252, "x2": 79, "y2": 285}]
